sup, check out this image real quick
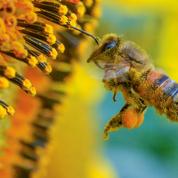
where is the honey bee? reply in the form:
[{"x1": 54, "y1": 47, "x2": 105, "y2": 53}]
[{"x1": 87, "y1": 34, "x2": 178, "y2": 139}]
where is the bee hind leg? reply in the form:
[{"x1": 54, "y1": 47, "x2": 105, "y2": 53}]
[
  {"x1": 104, "y1": 112, "x2": 123, "y2": 140},
  {"x1": 104, "y1": 104, "x2": 146, "y2": 140},
  {"x1": 103, "y1": 104, "x2": 131, "y2": 140}
]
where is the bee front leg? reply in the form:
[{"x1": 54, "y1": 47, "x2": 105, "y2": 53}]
[{"x1": 104, "y1": 104, "x2": 146, "y2": 140}]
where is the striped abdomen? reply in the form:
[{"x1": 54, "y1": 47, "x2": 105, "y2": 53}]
[{"x1": 134, "y1": 70, "x2": 178, "y2": 121}]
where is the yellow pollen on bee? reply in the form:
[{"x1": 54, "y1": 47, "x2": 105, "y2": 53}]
[
  {"x1": 58, "y1": 43, "x2": 65, "y2": 53},
  {"x1": 7, "y1": 106, "x2": 15, "y2": 116},
  {"x1": 0, "y1": 106, "x2": 7, "y2": 119},
  {"x1": 47, "y1": 34, "x2": 56, "y2": 45},
  {"x1": 44, "y1": 24, "x2": 54, "y2": 34},
  {"x1": 4, "y1": 66, "x2": 16, "y2": 78},
  {"x1": 28, "y1": 56, "x2": 38, "y2": 67},
  {"x1": 50, "y1": 48, "x2": 58, "y2": 60},
  {"x1": 30, "y1": 86, "x2": 37, "y2": 96},
  {"x1": 0, "y1": 77, "x2": 9, "y2": 89},
  {"x1": 58, "y1": 5, "x2": 68, "y2": 15},
  {"x1": 22, "y1": 79, "x2": 32, "y2": 89},
  {"x1": 122, "y1": 109, "x2": 139, "y2": 129},
  {"x1": 59, "y1": 15, "x2": 68, "y2": 25}
]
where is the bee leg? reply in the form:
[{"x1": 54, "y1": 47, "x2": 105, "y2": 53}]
[
  {"x1": 112, "y1": 90, "x2": 117, "y2": 102},
  {"x1": 103, "y1": 113, "x2": 122, "y2": 140},
  {"x1": 121, "y1": 88, "x2": 147, "y2": 128},
  {"x1": 103, "y1": 104, "x2": 129, "y2": 140},
  {"x1": 104, "y1": 104, "x2": 146, "y2": 139}
]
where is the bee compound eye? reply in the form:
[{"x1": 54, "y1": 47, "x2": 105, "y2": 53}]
[{"x1": 104, "y1": 40, "x2": 117, "y2": 51}]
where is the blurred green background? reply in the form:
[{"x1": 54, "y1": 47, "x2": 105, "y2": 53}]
[{"x1": 96, "y1": 1, "x2": 178, "y2": 178}]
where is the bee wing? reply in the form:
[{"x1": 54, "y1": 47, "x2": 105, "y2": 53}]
[{"x1": 121, "y1": 41, "x2": 150, "y2": 65}]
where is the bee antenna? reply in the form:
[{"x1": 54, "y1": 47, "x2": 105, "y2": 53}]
[{"x1": 71, "y1": 26, "x2": 100, "y2": 45}]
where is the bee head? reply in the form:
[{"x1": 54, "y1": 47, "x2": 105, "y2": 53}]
[
  {"x1": 88, "y1": 34, "x2": 153, "y2": 72},
  {"x1": 87, "y1": 34, "x2": 121, "y2": 69}
]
